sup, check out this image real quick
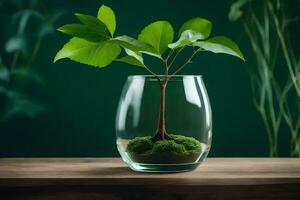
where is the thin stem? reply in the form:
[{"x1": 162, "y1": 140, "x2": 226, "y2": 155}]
[
  {"x1": 170, "y1": 49, "x2": 200, "y2": 76},
  {"x1": 243, "y1": 18, "x2": 280, "y2": 157},
  {"x1": 143, "y1": 64, "x2": 162, "y2": 86},
  {"x1": 268, "y1": 0, "x2": 300, "y2": 156},
  {"x1": 152, "y1": 55, "x2": 171, "y2": 141},
  {"x1": 165, "y1": 49, "x2": 174, "y2": 62},
  {"x1": 249, "y1": 74, "x2": 261, "y2": 110},
  {"x1": 169, "y1": 47, "x2": 184, "y2": 68},
  {"x1": 163, "y1": 59, "x2": 169, "y2": 82},
  {"x1": 28, "y1": 37, "x2": 42, "y2": 67},
  {"x1": 263, "y1": 0, "x2": 270, "y2": 60}
]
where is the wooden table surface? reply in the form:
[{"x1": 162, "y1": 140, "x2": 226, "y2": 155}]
[{"x1": 0, "y1": 158, "x2": 300, "y2": 200}]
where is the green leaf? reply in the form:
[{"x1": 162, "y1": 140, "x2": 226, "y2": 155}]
[
  {"x1": 229, "y1": 0, "x2": 249, "y2": 22},
  {"x1": 111, "y1": 35, "x2": 151, "y2": 52},
  {"x1": 54, "y1": 38, "x2": 121, "y2": 67},
  {"x1": 5, "y1": 35, "x2": 27, "y2": 55},
  {"x1": 168, "y1": 30, "x2": 205, "y2": 49},
  {"x1": 115, "y1": 56, "x2": 144, "y2": 67},
  {"x1": 194, "y1": 36, "x2": 245, "y2": 61},
  {"x1": 115, "y1": 48, "x2": 144, "y2": 67},
  {"x1": 179, "y1": 17, "x2": 212, "y2": 39},
  {"x1": 97, "y1": 5, "x2": 116, "y2": 36},
  {"x1": 75, "y1": 13, "x2": 108, "y2": 30},
  {"x1": 124, "y1": 48, "x2": 144, "y2": 64},
  {"x1": 57, "y1": 24, "x2": 109, "y2": 42},
  {"x1": 74, "y1": 13, "x2": 110, "y2": 38},
  {"x1": 138, "y1": 21, "x2": 174, "y2": 55}
]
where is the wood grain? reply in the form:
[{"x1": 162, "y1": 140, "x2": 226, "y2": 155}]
[{"x1": 0, "y1": 158, "x2": 299, "y2": 199}]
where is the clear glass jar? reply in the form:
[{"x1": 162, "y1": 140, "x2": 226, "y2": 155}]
[{"x1": 116, "y1": 75, "x2": 212, "y2": 172}]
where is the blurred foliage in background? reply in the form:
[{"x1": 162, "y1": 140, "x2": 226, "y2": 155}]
[
  {"x1": 0, "y1": 0, "x2": 62, "y2": 121},
  {"x1": 229, "y1": 0, "x2": 300, "y2": 156}
]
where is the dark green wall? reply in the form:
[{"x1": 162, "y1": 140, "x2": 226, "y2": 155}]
[{"x1": 0, "y1": 0, "x2": 291, "y2": 157}]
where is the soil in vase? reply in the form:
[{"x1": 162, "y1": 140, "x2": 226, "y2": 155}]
[{"x1": 126, "y1": 134, "x2": 203, "y2": 164}]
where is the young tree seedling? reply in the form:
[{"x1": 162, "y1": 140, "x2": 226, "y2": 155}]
[{"x1": 54, "y1": 4, "x2": 244, "y2": 153}]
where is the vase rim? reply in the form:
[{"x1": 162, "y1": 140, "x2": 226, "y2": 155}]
[{"x1": 128, "y1": 75, "x2": 203, "y2": 79}]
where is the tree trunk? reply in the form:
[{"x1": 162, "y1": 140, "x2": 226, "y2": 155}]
[{"x1": 152, "y1": 82, "x2": 171, "y2": 141}]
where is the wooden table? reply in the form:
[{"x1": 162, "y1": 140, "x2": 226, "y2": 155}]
[{"x1": 0, "y1": 158, "x2": 299, "y2": 200}]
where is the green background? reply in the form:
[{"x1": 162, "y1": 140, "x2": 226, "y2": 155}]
[{"x1": 0, "y1": 0, "x2": 291, "y2": 157}]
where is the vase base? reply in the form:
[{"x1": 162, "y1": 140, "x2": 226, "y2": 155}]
[
  {"x1": 118, "y1": 139, "x2": 210, "y2": 173},
  {"x1": 127, "y1": 161, "x2": 201, "y2": 173}
]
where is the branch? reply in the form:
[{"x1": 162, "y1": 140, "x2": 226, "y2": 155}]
[
  {"x1": 249, "y1": 73, "x2": 261, "y2": 111},
  {"x1": 168, "y1": 47, "x2": 184, "y2": 69},
  {"x1": 162, "y1": 59, "x2": 169, "y2": 84},
  {"x1": 143, "y1": 64, "x2": 162, "y2": 86},
  {"x1": 28, "y1": 36, "x2": 43, "y2": 67},
  {"x1": 165, "y1": 49, "x2": 174, "y2": 62},
  {"x1": 170, "y1": 49, "x2": 200, "y2": 76}
]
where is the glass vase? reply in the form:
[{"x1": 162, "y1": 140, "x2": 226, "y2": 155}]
[{"x1": 116, "y1": 75, "x2": 212, "y2": 172}]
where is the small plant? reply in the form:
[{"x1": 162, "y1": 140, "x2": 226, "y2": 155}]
[{"x1": 54, "y1": 4, "x2": 244, "y2": 158}]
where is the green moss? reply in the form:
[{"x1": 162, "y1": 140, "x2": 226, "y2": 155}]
[
  {"x1": 152, "y1": 140, "x2": 186, "y2": 154},
  {"x1": 126, "y1": 136, "x2": 153, "y2": 154},
  {"x1": 126, "y1": 134, "x2": 202, "y2": 156},
  {"x1": 172, "y1": 134, "x2": 202, "y2": 154}
]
